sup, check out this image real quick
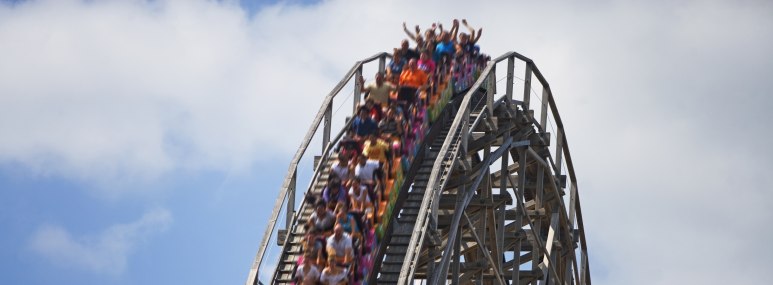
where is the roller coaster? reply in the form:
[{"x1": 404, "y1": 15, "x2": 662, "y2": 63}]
[{"x1": 245, "y1": 48, "x2": 591, "y2": 284}]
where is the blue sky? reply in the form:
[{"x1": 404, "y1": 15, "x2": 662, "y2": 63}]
[
  {"x1": 1, "y1": 0, "x2": 772, "y2": 284},
  {"x1": 0, "y1": 153, "x2": 284, "y2": 285}
]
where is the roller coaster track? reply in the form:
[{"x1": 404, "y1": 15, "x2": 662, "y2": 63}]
[{"x1": 245, "y1": 51, "x2": 591, "y2": 285}]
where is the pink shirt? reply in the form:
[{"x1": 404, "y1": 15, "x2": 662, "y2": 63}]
[{"x1": 418, "y1": 58, "x2": 436, "y2": 74}]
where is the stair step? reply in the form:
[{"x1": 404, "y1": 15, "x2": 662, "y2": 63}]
[
  {"x1": 401, "y1": 207, "x2": 419, "y2": 214},
  {"x1": 403, "y1": 200, "x2": 421, "y2": 209},
  {"x1": 390, "y1": 235, "x2": 411, "y2": 245},
  {"x1": 269, "y1": 105, "x2": 476, "y2": 283},
  {"x1": 379, "y1": 272, "x2": 399, "y2": 282}
]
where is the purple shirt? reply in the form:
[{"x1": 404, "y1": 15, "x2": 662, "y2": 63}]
[{"x1": 323, "y1": 186, "x2": 348, "y2": 204}]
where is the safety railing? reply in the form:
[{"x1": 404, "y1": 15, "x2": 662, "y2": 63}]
[
  {"x1": 396, "y1": 51, "x2": 591, "y2": 285},
  {"x1": 245, "y1": 52, "x2": 391, "y2": 285}
]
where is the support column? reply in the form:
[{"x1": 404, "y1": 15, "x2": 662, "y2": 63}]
[
  {"x1": 462, "y1": 107, "x2": 470, "y2": 153},
  {"x1": 580, "y1": 251, "x2": 589, "y2": 285},
  {"x1": 323, "y1": 103, "x2": 332, "y2": 150},
  {"x1": 512, "y1": 147, "x2": 528, "y2": 284},
  {"x1": 354, "y1": 66, "x2": 363, "y2": 113},
  {"x1": 505, "y1": 56, "x2": 515, "y2": 102},
  {"x1": 428, "y1": 242, "x2": 437, "y2": 284},
  {"x1": 379, "y1": 54, "x2": 386, "y2": 74},
  {"x1": 497, "y1": 142, "x2": 508, "y2": 263},
  {"x1": 522, "y1": 63, "x2": 533, "y2": 111},
  {"x1": 554, "y1": 129, "x2": 564, "y2": 176},
  {"x1": 532, "y1": 156, "x2": 545, "y2": 281},
  {"x1": 565, "y1": 184, "x2": 579, "y2": 284},
  {"x1": 538, "y1": 210, "x2": 560, "y2": 285},
  {"x1": 452, "y1": 226, "x2": 462, "y2": 285},
  {"x1": 487, "y1": 65, "x2": 496, "y2": 115},
  {"x1": 540, "y1": 89, "x2": 550, "y2": 133},
  {"x1": 285, "y1": 169, "x2": 296, "y2": 236}
]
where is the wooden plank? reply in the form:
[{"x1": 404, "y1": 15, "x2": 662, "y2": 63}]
[
  {"x1": 487, "y1": 65, "x2": 496, "y2": 115},
  {"x1": 505, "y1": 56, "x2": 515, "y2": 102},
  {"x1": 463, "y1": 213, "x2": 507, "y2": 285},
  {"x1": 322, "y1": 104, "x2": 332, "y2": 150},
  {"x1": 538, "y1": 211, "x2": 560, "y2": 285},
  {"x1": 522, "y1": 63, "x2": 533, "y2": 110},
  {"x1": 540, "y1": 88, "x2": 550, "y2": 133},
  {"x1": 353, "y1": 66, "x2": 363, "y2": 112}
]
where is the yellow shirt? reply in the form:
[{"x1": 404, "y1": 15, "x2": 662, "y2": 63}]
[{"x1": 363, "y1": 139, "x2": 389, "y2": 163}]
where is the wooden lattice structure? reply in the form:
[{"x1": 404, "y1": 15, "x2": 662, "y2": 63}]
[{"x1": 246, "y1": 51, "x2": 591, "y2": 285}]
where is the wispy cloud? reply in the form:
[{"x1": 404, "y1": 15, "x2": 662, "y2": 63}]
[
  {"x1": 0, "y1": 0, "x2": 341, "y2": 193},
  {"x1": 28, "y1": 208, "x2": 172, "y2": 275},
  {"x1": 2, "y1": 0, "x2": 773, "y2": 284}
]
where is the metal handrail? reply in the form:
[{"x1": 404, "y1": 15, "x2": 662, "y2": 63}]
[{"x1": 245, "y1": 52, "x2": 390, "y2": 285}]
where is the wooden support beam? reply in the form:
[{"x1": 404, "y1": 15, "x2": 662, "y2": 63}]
[
  {"x1": 452, "y1": 224, "x2": 461, "y2": 285},
  {"x1": 506, "y1": 56, "x2": 515, "y2": 102},
  {"x1": 540, "y1": 88, "x2": 550, "y2": 134},
  {"x1": 487, "y1": 64, "x2": 496, "y2": 115},
  {"x1": 463, "y1": 213, "x2": 507, "y2": 285},
  {"x1": 539, "y1": 211, "x2": 561, "y2": 285},
  {"x1": 286, "y1": 169, "x2": 296, "y2": 231},
  {"x1": 353, "y1": 66, "x2": 362, "y2": 112},
  {"x1": 522, "y1": 63, "x2": 533, "y2": 110}
]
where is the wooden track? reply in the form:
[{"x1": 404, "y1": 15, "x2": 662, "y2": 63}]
[{"x1": 245, "y1": 51, "x2": 592, "y2": 285}]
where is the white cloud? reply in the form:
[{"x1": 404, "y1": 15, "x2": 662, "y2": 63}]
[
  {"x1": 28, "y1": 208, "x2": 172, "y2": 275},
  {"x1": 0, "y1": 0, "x2": 344, "y2": 192},
  {"x1": 2, "y1": 0, "x2": 773, "y2": 283}
]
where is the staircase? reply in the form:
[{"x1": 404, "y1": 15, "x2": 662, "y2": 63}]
[
  {"x1": 377, "y1": 123, "x2": 451, "y2": 283},
  {"x1": 271, "y1": 156, "x2": 336, "y2": 284},
  {"x1": 377, "y1": 92, "x2": 486, "y2": 284}
]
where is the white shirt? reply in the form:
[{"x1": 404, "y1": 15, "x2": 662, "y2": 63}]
[
  {"x1": 330, "y1": 162, "x2": 349, "y2": 181},
  {"x1": 348, "y1": 186, "x2": 370, "y2": 204},
  {"x1": 310, "y1": 210, "x2": 336, "y2": 230},
  {"x1": 295, "y1": 264, "x2": 320, "y2": 282},
  {"x1": 355, "y1": 160, "x2": 380, "y2": 184},
  {"x1": 320, "y1": 267, "x2": 348, "y2": 284},
  {"x1": 326, "y1": 233, "x2": 353, "y2": 257}
]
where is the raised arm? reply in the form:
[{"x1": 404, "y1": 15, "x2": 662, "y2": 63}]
[
  {"x1": 358, "y1": 75, "x2": 367, "y2": 94},
  {"x1": 450, "y1": 19, "x2": 460, "y2": 42},
  {"x1": 473, "y1": 28, "x2": 482, "y2": 44},
  {"x1": 462, "y1": 19, "x2": 482, "y2": 44},
  {"x1": 402, "y1": 22, "x2": 417, "y2": 41}
]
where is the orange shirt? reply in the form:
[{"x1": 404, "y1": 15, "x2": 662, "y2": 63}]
[{"x1": 399, "y1": 68, "x2": 428, "y2": 88}]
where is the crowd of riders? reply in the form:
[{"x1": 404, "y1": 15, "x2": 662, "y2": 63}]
[{"x1": 294, "y1": 19, "x2": 489, "y2": 285}]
